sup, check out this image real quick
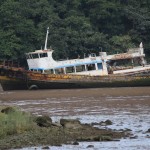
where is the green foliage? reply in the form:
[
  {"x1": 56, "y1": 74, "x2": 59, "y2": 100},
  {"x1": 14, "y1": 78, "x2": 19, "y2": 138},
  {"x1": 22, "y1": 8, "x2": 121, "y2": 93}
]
[
  {"x1": 109, "y1": 35, "x2": 135, "y2": 53},
  {"x1": 0, "y1": 0, "x2": 149, "y2": 62},
  {"x1": 0, "y1": 107, "x2": 34, "y2": 138}
]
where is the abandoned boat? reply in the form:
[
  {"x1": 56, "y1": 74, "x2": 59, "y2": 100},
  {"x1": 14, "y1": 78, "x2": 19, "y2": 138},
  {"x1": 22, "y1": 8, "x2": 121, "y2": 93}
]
[
  {"x1": 23, "y1": 28, "x2": 150, "y2": 89},
  {"x1": 0, "y1": 28, "x2": 150, "y2": 90}
]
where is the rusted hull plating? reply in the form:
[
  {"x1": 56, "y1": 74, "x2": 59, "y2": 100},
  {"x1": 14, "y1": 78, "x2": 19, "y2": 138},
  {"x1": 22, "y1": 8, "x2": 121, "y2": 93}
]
[{"x1": 1, "y1": 65, "x2": 150, "y2": 91}]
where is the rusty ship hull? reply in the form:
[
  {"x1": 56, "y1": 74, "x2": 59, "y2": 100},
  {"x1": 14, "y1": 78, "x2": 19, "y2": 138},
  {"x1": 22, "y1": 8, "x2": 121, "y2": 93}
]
[
  {"x1": 27, "y1": 77, "x2": 150, "y2": 90},
  {"x1": 1, "y1": 72, "x2": 150, "y2": 91},
  {"x1": 0, "y1": 61, "x2": 150, "y2": 91},
  {"x1": 0, "y1": 76, "x2": 27, "y2": 91}
]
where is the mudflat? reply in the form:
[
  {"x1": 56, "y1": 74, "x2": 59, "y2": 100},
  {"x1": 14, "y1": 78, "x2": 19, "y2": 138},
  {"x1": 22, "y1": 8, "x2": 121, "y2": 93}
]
[
  {"x1": 1, "y1": 87, "x2": 150, "y2": 117},
  {"x1": 1, "y1": 87, "x2": 150, "y2": 101},
  {"x1": 0, "y1": 87, "x2": 150, "y2": 149}
]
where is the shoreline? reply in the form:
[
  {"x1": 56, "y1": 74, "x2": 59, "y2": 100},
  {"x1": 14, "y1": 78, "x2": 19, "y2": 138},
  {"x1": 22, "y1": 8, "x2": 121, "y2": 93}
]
[
  {"x1": 0, "y1": 107, "x2": 126, "y2": 149},
  {"x1": 1, "y1": 87, "x2": 150, "y2": 101}
]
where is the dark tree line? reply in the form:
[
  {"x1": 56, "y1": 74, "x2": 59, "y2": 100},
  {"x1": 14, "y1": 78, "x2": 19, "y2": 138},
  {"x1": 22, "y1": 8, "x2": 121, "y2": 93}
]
[{"x1": 0, "y1": 0, "x2": 150, "y2": 64}]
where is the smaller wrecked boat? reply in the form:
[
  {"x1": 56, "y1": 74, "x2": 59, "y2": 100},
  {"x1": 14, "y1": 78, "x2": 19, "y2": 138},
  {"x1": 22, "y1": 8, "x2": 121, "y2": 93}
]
[{"x1": 0, "y1": 28, "x2": 150, "y2": 90}]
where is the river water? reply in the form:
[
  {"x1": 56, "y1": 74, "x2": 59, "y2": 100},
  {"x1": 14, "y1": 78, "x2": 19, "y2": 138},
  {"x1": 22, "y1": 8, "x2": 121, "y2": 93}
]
[{"x1": 0, "y1": 87, "x2": 150, "y2": 150}]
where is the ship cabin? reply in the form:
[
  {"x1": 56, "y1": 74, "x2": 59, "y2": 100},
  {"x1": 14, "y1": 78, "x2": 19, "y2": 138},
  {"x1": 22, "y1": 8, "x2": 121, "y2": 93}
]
[
  {"x1": 25, "y1": 49, "x2": 108, "y2": 76},
  {"x1": 25, "y1": 27, "x2": 108, "y2": 76}
]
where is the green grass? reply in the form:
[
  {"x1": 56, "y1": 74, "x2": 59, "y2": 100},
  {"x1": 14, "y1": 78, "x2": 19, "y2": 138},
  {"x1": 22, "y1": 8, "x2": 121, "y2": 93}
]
[{"x1": 0, "y1": 107, "x2": 35, "y2": 138}]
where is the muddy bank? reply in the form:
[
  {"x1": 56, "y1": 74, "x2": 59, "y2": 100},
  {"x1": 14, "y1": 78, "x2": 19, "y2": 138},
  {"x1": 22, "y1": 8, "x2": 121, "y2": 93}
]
[
  {"x1": 0, "y1": 123, "x2": 125, "y2": 150},
  {"x1": 0, "y1": 107, "x2": 127, "y2": 150},
  {"x1": 0, "y1": 87, "x2": 150, "y2": 101}
]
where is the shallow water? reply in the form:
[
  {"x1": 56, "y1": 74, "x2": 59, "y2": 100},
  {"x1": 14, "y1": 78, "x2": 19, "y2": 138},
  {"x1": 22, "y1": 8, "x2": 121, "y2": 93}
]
[{"x1": 1, "y1": 87, "x2": 150, "y2": 150}]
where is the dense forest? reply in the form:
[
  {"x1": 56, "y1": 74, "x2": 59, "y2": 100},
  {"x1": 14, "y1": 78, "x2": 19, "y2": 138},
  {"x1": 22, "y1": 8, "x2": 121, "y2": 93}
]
[{"x1": 0, "y1": 0, "x2": 150, "y2": 64}]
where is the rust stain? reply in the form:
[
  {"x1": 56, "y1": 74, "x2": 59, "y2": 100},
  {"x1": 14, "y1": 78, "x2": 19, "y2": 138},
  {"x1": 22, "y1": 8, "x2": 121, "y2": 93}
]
[
  {"x1": 111, "y1": 53, "x2": 132, "y2": 60},
  {"x1": 27, "y1": 72, "x2": 71, "y2": 81}
]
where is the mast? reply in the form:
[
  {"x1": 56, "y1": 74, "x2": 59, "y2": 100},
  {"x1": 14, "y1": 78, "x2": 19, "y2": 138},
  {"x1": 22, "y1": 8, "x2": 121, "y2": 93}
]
[{"x1": 44, "y1": 27, "x2": 49, "y2": 50}]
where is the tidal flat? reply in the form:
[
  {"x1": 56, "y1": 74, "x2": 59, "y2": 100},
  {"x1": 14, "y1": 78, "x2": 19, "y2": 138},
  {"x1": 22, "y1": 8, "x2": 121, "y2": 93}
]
[{"x1": 0, "y1": 87, "x2": 150, "y2": 150}]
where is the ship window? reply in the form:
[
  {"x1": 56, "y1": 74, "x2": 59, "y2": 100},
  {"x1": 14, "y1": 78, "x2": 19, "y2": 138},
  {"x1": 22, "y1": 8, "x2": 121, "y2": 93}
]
[
  {"x1": 87, "y1": 64, "x2": 96, "y2": 71},
  {"x1": 55, "y1": 68, "x2": 64, "y2": 74},
  {"x1": 29, "y1": 54, "x2": 32, "y2": 59},
  {"x1": 45, "y1": 69, "x2": 54, "y2": 74},
  {"x1": 37, "y1": 69, "x2": 43, "y2": 73},
  {"x1": 66, "y1": 66, "x2": 75, "y2": 73},
  {"x1": 26, "y1": 54, "x2": 32, "y2": 59},
  {"x1": 76, "y1": 65, "x2": 86, "y2": 72},
  {"x1": 32, "y1": 54, "x2": 39, "y2": 59},
  {"x1": 40, "y1": 53, "x2": 48, "y2": 58},
  {"x1": 50, "y1": 69, "x2": 54, "y2": 74},
  {"x1": 89, "y1": 53, "x2": 96, "y2": 57},
  {"x1": 97, "y1": 63, "x2": 103, "y2": 70}
]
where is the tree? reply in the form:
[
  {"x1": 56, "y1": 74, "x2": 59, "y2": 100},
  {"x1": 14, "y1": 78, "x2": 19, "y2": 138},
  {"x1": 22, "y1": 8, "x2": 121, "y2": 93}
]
[{"x1": 0, "y1": 0, "x2": 149, "y2": 62}]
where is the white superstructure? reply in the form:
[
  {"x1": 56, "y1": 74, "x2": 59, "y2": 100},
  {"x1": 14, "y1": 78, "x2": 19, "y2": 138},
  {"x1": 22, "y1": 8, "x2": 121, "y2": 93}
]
[
  {"x1": 25, "y1": 28, "x2": 148, "y2": 76},
  {"x1": 26, "y1": 49, "x2": 108, "y2": 76}
]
